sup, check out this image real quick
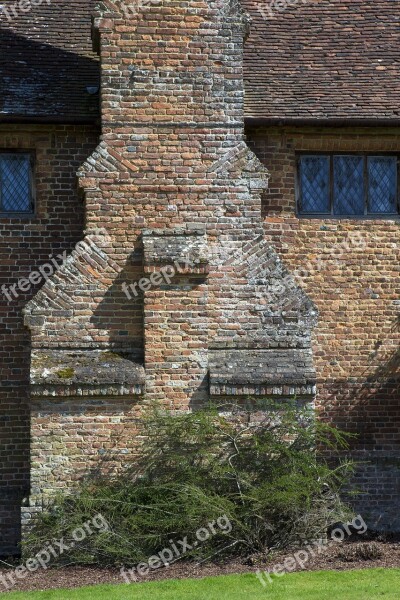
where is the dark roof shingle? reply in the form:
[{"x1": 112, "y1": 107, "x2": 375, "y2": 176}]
[{"x1": 0, "y1": 0, "x2": 99, "y2": 122}]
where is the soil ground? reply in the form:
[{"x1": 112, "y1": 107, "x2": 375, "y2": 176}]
[{"x1": 0, "y1": 538, "x2": 399, "y2": 594}]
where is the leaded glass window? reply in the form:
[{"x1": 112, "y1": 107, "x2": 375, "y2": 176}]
[
  {"x1": 0, "y1": 153, "x2": 34, "y2": 214},
  {"x1": 298, "y1": 154, "x2": 399, "y2": 217},
  {"x1": 298, "y1": 156, "x2": 330, "y2": 213},
  {"x1": 368, "y1": 156, "x2": 397, "y2": 214}
]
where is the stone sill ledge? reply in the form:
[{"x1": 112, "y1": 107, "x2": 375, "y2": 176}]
[
  {"x1": 210, "y1": 384, "x2": 316, "y2": 397},
  {"x1": 31, "y1": 384, "x2": 144, "y2": 397},
  {"x1": 143, "y1": 264, "x2": 209, "y2": 275}
]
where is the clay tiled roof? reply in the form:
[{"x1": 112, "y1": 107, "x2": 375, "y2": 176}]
[
  {"x1": 243, "y1": 0, "x2": 400, "y2": 124},
  {"x1": 1, "y1": 0, "x2": 400, "y2": 123},
  {"x1": 0, "y1": 0, "x2": 99, "y2": 122}
]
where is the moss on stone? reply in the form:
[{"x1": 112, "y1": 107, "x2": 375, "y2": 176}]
[
  {"x1": 56, "y1": 368, "x2": 75, "y2": 379},
  {"x1": 101, "y1": 351, "x2": 121, "y2": 359}
]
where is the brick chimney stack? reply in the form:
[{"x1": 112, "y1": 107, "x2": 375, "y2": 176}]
[{"x1": 22, "y1": 0, "x2": 316, "y2": 522}]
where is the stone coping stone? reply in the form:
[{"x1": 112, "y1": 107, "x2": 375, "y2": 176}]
[
  {"x1": 30, "y1": 349, "x2": 145, "y2": 396},
  {"x1": 143, "y1": 228, "x2": 208, "y2": 269},
  {"x1": 209, "y1": 348, "x2": 316, "y2": 395}
]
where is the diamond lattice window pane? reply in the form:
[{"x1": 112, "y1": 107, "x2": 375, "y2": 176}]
[
  {"x1": 0, "y1": 154, "x2": 32, "y2": 213},
  {"x1": 299, "y1": 156, "x2": 330, "y2": 213},
  {"x1": 333, "y1": 155, "x2": 364, "y2": 216},
  {"x1": 368, "y1": 156, "x2": 398, "y2": 214}
]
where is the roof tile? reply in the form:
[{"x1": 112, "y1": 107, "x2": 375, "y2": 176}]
[
  {"x1": 243, "y1": 0, "x2": 400, "y2": 122},
  {"x1": 1, "y1": 0, "x2": 399, "y2": 122}
]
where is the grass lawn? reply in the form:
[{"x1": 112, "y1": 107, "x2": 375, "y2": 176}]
[{"x1": 3, "y1": 569, "x2": 400, "y2": 599}]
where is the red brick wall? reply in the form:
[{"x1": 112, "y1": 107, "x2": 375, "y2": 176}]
[
  {"x1": 0, "y1": 124, "x2": 99, "y2": 553},
  {"x1": 247, "y1": 126, "x2": 400, "y2": 529},
  {"x1": 7, "y1": 4, "x2": 398, "y2": 546}
]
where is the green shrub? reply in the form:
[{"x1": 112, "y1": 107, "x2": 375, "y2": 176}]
[{"x1": 23, "y1": 401, "x2": 354, "y2": 566}]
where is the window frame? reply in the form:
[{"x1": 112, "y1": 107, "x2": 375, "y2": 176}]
[
  {"x1": 296, "y1": 152, "x2": 400, "y2": 219},
  {"x1": 0, "y1": 150, "x2": 36, "y2": 217}
]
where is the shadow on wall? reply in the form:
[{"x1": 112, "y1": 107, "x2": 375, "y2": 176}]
[
  {"x1": 90, "y1": 253, "x2": 144, "y2": 352},
  {"x1": 321, "y1": 317, "x2": 400, "y2": 453},
  {"x1": 0, "y1": 294, "x2": 31, "y2": 553},
  {"x1": 0, "y1": 25, "x2": 99, "y2": 120},
  {"x1": 318, "y1": 317, "x2": 400, "y2": 531}
]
